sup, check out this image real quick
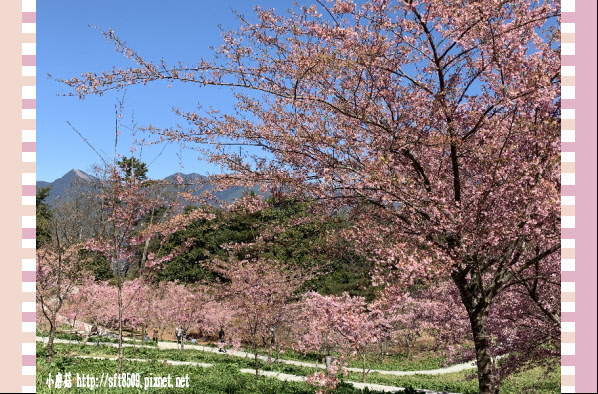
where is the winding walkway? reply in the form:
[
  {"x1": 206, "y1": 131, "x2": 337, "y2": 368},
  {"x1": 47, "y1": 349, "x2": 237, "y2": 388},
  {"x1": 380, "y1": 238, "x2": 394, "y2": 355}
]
[
  {"x1": 37, "y1": 336, "x2": 477, "y2": 376},
  {"x1": 155, "y1": 340, "x2": 478, "y2": 376}
]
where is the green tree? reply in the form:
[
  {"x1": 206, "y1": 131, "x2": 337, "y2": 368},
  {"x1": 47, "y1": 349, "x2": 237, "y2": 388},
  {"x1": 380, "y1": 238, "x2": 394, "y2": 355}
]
[
  {"x1": 116, "y1": 156, "x2": 148, "y2": 180},
  {"x1": 154, "y1": 196, "x2": 378, "y2": 299},
  {"x1": 36, "y1": 186, "x2": 53, "y2": 248},
  {"x1": 154, "y1": 206, "x2": 256, "y2": 283},
  {"x1": 79, "y1": 249, "x2": 114, "y2": 282}
]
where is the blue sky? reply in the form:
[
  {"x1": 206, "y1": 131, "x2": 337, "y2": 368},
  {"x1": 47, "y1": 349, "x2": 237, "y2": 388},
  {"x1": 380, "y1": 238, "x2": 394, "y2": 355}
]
[
  {"x1": 38, "y1": 0, "x2": 285, "y2": 182},
  {"x1": 38, "y1": 1, "x2": 557, "y2": 183}
]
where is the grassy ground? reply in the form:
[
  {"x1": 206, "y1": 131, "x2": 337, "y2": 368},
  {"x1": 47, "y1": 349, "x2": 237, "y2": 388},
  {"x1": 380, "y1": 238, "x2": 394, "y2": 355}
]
[
  {"x1": 37, "y1": 345, "x2": 378, "y2": 393},
  {"x1": 345, "y1": 367, "x2": 560, "y2": 394},
  {"x1": 39, "y1": 343, "x2": 559, "y2": 393},
  {"x1": 43, "y1": 331, "x2": 445, "y2": 372},
  {"x1": 37, "y1": 330, "x2": 159, "y2": 347},
  {"x1": 37, "y1": 357, "x2": 322, "y2": 393},
  {"x1": 42, "y1": 343, "x2": 320, "y2": 376},
  {"x1": 251, "y1": 347, "x2": 447, "y2": 371}
]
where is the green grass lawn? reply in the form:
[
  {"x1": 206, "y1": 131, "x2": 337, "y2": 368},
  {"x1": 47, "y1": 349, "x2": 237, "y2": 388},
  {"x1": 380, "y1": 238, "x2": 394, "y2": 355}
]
[
  {"x1": 36, "y1": 350, "x2": 381, "y2": 393},
  {"x1": 250, "y1": 347, "x2": 447, "y2": 372},
  {"x1": 42, "y1": 343, "x2": 321, "y2": 376},
  {"x1": 37, "y1": 357, "x2": 321, "y2": 394},
  {"x1": 38, "y1": 342, "x2": 560, "y2": 393},
  {"x1": 37, "y1": 330, "x2": 159, "y2": 347},
  {"x1": 43, "y1": 332, "x2": 444, "y2": 372},
  {"x1": 345, "y1": 366, "x2": 560, "y2": 394}
]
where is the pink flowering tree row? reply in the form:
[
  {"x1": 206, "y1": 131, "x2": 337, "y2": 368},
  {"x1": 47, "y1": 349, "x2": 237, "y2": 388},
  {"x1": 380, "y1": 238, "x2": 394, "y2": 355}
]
[{"x1": 64, "y1": 278, "x2": 147, "y2": 342}]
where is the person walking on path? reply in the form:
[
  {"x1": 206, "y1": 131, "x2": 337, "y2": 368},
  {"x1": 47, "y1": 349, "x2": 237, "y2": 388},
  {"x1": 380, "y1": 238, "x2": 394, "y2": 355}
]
[
  {"x1": 175, "y1": 326, "x2": 185, "y2": 346},
  {"x1": 218, "y1": 328, "x2": 227, "y2": 353}
]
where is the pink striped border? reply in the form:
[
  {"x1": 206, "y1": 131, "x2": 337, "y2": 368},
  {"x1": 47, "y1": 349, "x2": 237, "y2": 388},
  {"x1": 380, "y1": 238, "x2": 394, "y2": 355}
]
[
  {"x1": 560, "y1": 0, "x2": 576, "y2": 391},
  {"x1": 561, "y1": 0, "x2": 598, "y2": 391},
  {"x1": 564, "y1": 0, "x2": 598, "y2": 393},
  {"x1": 21, "y1": 0, "x2": 36, "y2": 392}
]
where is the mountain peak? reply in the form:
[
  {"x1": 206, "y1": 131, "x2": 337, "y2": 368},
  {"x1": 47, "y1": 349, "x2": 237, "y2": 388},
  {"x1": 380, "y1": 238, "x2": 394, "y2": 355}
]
[
  {"x1": 72, "y1": 168, "x2": 93, "y2": 181},
  {"x1": 37, "y1": 169, "x2": 265, "y2": 206}
]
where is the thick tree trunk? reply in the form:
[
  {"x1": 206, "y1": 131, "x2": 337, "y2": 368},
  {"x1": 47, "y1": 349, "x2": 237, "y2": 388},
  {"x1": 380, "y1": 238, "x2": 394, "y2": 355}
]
[
  {"x1": 452, "y1": 271, "x2": 497, "y2": 394},
  {"x1": 46, "y1": 324, "x2": 56, "y2": 363},
  {"x1": 469, "y1": 313, "x2": 496, "y2": 394}
]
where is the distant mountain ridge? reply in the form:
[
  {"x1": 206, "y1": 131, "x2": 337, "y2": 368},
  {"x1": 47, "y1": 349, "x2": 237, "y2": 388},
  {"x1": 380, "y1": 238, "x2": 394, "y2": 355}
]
[
  {"x1": 37, "y1": 169, "x2": 264, "y2": 206},
  {"x1": 36, "y1": 169, "x2": 96, "y2": 205}
]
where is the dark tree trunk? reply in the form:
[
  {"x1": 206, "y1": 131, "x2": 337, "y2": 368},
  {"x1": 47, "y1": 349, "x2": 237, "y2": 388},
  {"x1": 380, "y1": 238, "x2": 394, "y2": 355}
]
[
  {"x1": 46, "y1": 323, "x2": 56, "y2": 363},
  {"x1": 452, "y1": 271, "x2": 497, "y2": 394},
  {"x1": 469, "y1": 312, "x2": 496, "y2": 394},
  {"x1": 254, "y1": 342, "x2": 260, "y2": 378}
]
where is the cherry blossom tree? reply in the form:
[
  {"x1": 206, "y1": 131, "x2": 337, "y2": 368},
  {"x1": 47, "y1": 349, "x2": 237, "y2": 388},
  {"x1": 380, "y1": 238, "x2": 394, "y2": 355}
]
[
  {"x1": 59, "y1": 1, "x2": 561, "y2": 391},
  {"x1": 210, "y1": 256, "x2": 307, "y2": 377},
  {"x1": 383, "y1": 292, "x2": 432, "y2": 359},
  {"x1": 69, "y1": 279, "x2": 145, "y2": 345},
  {"x1": 410, "y1": 282, "x2": 472, "y2": 359},
  {"x1": 85, "y1": 167, "x2": 155, "y2": 372},
  {"x1": 200, "y1": 301, "x2": 235, "y2": 343},
  {"x1": 163, "y1": 282, "x2": 212, "y2": 353},
  {"x1": 66, "y1": 279, "x2": 113, "y2": 346},
  {"x1": 397, "y1": 277, "x2": 561, "y2": 388},
  {"x1": 81, "y1": 161, "x2": 200, "y2": 372},
  {"x1": 36, "y1": 245, "x2": 89, "y2": 362},
  {"x1": 296, "y1": 292, "x2": 394, "y2": 386},
  {"x1": 120, "y1": 279, "x2": 152, "y2": 357},
  {"x1": 143, "y1": 283, "x2": 173, "y2": 342}
]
